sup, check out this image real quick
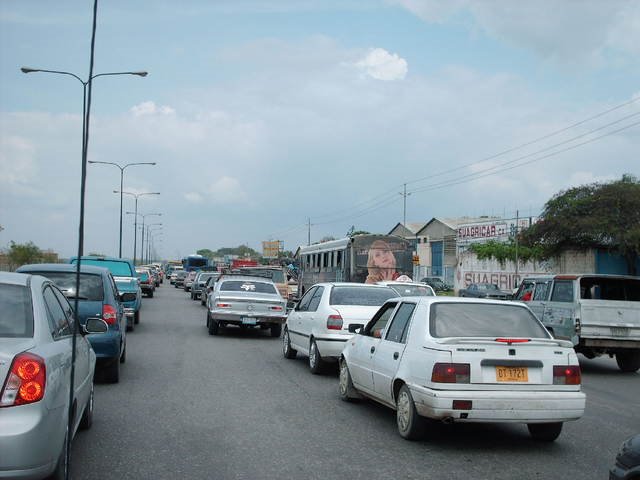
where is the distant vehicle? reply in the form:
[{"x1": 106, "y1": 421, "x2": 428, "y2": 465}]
[
  {"x1": 231, "y1": 258, "x2": 258, "y2": 269},
  {"x1": 377, "y1": 280, "x2": 435, "y2": 297},
  {"x1": 0, "y1": 272, "x2": 107, "y2": 479},
  {"x1": 182, "y1": 254, "x2": 209, "y2": 272},
  {"x1": 173, "y1": 270, "x2": 188, "y2": 288},
  {"x1": 136, "y1": 267, "x2": 156, "y2": 298},
  {"x1": 70, "y1": 256, "x2": 142, "y2": 329},
  {"x1": 237, "y1": 266, "x2": 297, "y2": 307},
  {"x1": 206, "y1": 274, "x2": 287, "y2": 337},
  {"x1": 339, "y1": 297, "x2": 585, "y2": 441},
  {"x1": 458, "y1": 282, "x2": 511, "y2": 299},
  {"x1": 183, "y1": 271, "x2": 198, "y2": 292},
  {"x1": 610, "y1": 434, "x2": 640, "y2": 479},
  {"x1": 514, "y1": 274, "x2": 640, "y2": 372},
  {"x1": 200, "y1": 274, "x2": 221, "y2": 306},
  {"x1": 16, "y1": 264, "x2": 135, "y2": 383},
  {"x1": 420, "y1": 277, "x2": 453, "y2": 292},
  {"x1": 296, "y1": 234, "x2": 414, "y2": 297},
  {"x1": 283, "y1": 282, "x2": 397, "y2": 374},
  {"x1": 191, "y1": 271, "x2": 219, "y2": 301}
]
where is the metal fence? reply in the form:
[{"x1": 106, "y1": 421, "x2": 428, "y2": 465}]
[{"x1": 413, "y1": 265, "x2": 456, "y2": 286}]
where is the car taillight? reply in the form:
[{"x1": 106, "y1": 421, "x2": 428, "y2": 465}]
[
  {"x1": 0, "y1": 352, "x2": 46, "y2": 407},
  {"x1": 553, "y1": 365, "x2": 581, "y2": 385},
  {"x1": 102, "y1": 304, "x2": 117, "y2": 325},
  {"x1": 326, "y1": 314, "x2": 343, "y2": 330},
  {"x1": 431, "y1": 363, "x2": 470, "y2": 383},
  {"x1": 216, "y1": 303, "x2": 231, "y2": 308},
  {"x1": 270, "y1": 305, "x2": 284, "y2": 311},
  {"x1": 495, "y1": 338, "x2": 531, "y2": 344}
]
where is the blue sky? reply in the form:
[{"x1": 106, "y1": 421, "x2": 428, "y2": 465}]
[{"x1": 1, "y1": 0, "x2": 639, "y2": 260}]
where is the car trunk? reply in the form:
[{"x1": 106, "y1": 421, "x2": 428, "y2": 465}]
[
  {"x1": 330, "y1": 305, "x2": 380, "y2": 333},
  {"x1": 0, "y1": 338, "x2": 36, "y2": 390},
  {"x1": 579, "y1": 299, "x2": 640, "y2": 341},
  {"x1": 216, "y1": 292, "x2": 283, "y2": 316}
]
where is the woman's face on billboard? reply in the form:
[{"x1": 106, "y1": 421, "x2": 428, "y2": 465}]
[{"x1": 371, "y1": 247, "x2": 396, "y2": 269}]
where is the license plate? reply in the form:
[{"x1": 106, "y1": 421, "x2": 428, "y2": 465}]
[
  {"x1": 496, "y1": 366, "x2": 528, "y2": 382},
  {"x1": 241, "y1": 317, "x2": 257, "y2": 325},
  {"x1": 611, "y1": 327, "x2": 629, "y2": 336}
]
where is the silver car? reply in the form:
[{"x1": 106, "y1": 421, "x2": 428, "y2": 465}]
[
  {"x1": 206, "y1": 275, "x2": 287, "y2": 337},
  {"x1": 0, "y1": 272, "x2": 107, "y2": 479}
]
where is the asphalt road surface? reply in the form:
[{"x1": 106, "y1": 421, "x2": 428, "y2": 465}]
[{"x1": 71, "y1": 283, "x2": 640, "y2": 480}]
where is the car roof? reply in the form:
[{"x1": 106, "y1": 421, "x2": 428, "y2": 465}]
[
  {"x1": 313, "y1": 282, "x2": 393, "y2": 288},
  {"x1": 17, "y1": 263, "x2": 109, "y2": 275},
  {"x1": 378, "y1": 281, "x2": 430, "y2": 287},
  {"x1": 219, "y1": 274, "x2": 276, "y2": 283},
  {"x1": 0, "y1": 271, "x2": 32, "y2": 286}
]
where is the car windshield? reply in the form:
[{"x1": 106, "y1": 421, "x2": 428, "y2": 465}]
[
  {"x1": 199, "y1": 273, "x2": 218, "y2": 282},
  {"x1": 26, "y1": 272, "x2": 104, "y2": 301},
  {"x1": 430, "y1": 303, "x2": 549, "y2": 338},
  {"x1": 220, "y1": 280, "x2": 278, "y2": 294},
  {"x1": 389, "y1": 284, "x2": 434, "y2": 297},
  {"x1": 74, "y1": 259, "x2": 133, "y2": 277},
  {"x1": 0, "y1": 284, "x2": 34, "y2": 337},
  {"x1": 330, "y1": 286, "x2": 396, "y2": 306}
]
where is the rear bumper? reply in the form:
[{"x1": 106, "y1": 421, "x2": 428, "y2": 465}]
[
  {"x1": 210, "y1": 312, "x2": 286, "y2": 325},
  {"x1": 409, "y1": 385, "x2": 585, "y2": 422},
  {"x1": 87, "y1": 331, "x2": 122, "y2": 360},
  {"x1": 315, "y1": 335, "x2": 352, "y2": 359}
]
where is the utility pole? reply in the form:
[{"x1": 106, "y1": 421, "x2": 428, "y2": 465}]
[
  {"x1": 515, "y1": 209, "x2": 519, "y2": 288},
  {"x1": 399, "y1": 183, "x2": 411, "y2": 226}
]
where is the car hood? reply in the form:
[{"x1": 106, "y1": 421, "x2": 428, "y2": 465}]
[{"x1": 0, "y1": 338, "x2": 37, "y2": 387}]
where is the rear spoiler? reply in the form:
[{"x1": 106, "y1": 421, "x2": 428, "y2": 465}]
[{"x1": 434, "y1": 337, "x2": 574, "y2": 348}]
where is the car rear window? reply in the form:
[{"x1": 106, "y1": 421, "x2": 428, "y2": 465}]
[
  {"x1": 220, "y1": 281, "x2": 278, "y2": 294},
  {"x1": 73, "y1": 259, "x2": 133, "y2": 277},
  {"x1": 0, "y1": 284, "x2": 34, "y2": 337},
  {"x1": 330, "y1": 286, "x2": 396, "y2": 306},
  {"x1": 430, "y1": 303, "x2": 549, "y2": 338},
  {"x1": 28, "y1": 272, "x2": 105, "y2": 301},
  {"x1": 579, "y1": 277, "x2": 640, "y2": 301},
  {"x1": 390, "y1": 285, "x2": 434, "y2": 297}
]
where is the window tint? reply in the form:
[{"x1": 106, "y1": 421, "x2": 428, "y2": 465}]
[
  {"x1": 365, "y1": 302, "x2": 397, "y2": 338},
  {"x1": 579, "y1": 277, "x2": 640, "y2": 301},
  {"x1": 533, "y1": 281, "x2": 551, "y2": 301},
  {"x1": 307, "y1": 287, "x2": 324, "y2": 312},
  {"x1": 28, "y1": 271, "x2": 104, "y2": 301},
  {"x1": 296, "y1": 287, "x2": 316, "y2": 312},
  {"x1": 72, "y1": 259, "x2": 133, "y2": 277},
  {"x1": 329, "y1": 286, "x2": 396, "y2": 306},
  {"x1": 389, "y1": 284, "x2": 434, "y2": 297},
  {"x1": 385, "y1": 303, "x2": 416, "y2": 343},
  {"x1": 53, "y1": 288, "x2": 75, "y2": 332},
  {"x1": 220, "y1": 281, "x2": 277, "y2": 294},
  {"x1": 430, "y1": 303, "x2": 549, "y2": 339},
  {"x1": 0, "y1": 284, "x2": 34, "y2": 337},
  {"x1": 551, "y1": 280, "x2": 574, "y2": 302},
  {"x1": 43, "y1": 286, "x2": 72, "y2": 339}
]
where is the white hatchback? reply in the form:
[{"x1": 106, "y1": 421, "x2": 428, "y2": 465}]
[
  {"x1": 283, "y1": 283, "x2": 397, "y2": 374},
  {"x1": 339, "y1": 297, "x2": 586, "y2": 441}
]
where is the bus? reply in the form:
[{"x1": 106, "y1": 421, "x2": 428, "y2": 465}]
[
  {"x1": 182, "y1": 254, "x2": 209, "y2": 272},
  {"x1": 295, "y1": 234, "x2": 414, "y2": 296}
]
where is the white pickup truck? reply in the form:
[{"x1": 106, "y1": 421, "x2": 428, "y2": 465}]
[{"x1": 514, "y1": 274, "x2": 640, "y2": 372}]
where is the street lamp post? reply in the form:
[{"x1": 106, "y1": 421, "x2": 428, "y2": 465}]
[
  {"x1": 88, "y1": 161, "x2": 156, "y2": 257},
  {"x1": 140, "y1": 220, "x2": 162, "y2": 264},
  {"x1": 149, "y1": 232, "x2": 163, "y2": 263},
  {"x1": 145, "y1": 225, "x2": 163, "y2": 264},
  {"x1": 117, "y1": 191, "x2": 160, "y2": 265}
]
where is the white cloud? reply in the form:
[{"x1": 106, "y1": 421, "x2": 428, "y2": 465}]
[
  {"x1": 184, "y1": 192, "x2": 204, "y2": 204},
  {"x1": 130, "y1": 101, "x2": 176, "y2": 117},
  {"x1": 207, "y1": 176, "x2": 248, "y2": 205},
  {"x1": 355, "y1": 48, "x2": 408, "y2": 81},
  {"x1": 0, "y1": 135, "x2": 39, "y2": 195}
]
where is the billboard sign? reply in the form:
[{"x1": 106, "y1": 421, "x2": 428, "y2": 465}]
[{"x1": 262, "y1": 240, "x2": 283, "y2": 259}]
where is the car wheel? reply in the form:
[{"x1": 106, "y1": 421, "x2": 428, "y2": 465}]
[
  {"x1": 47, "y1": 423, "x2": 69, "y2": 480},
  {"x1": 104, "y1": 358, "x2": 120, "y2": 384},
  {"x1": 396, "y1": 384, "x2": 424, "y2": 440},
  {"x1": 79, "y1": 383, "x2": 94, "y2": 430},
  {"x1": 148, "y1": 290, "x2": 154, "y2": 298},
  {"x1": 201, "y1": 297, "x2": 206, "y2": 306},
  {"x1": 309, "y1": 339, "x2": 325, "y2": 375},
  {"x1": 339, "y1": 359, "x2": 360, "y2": 401},
  {"x1": 282, "y1": 328, "x2": 297, "y2": 359},
  {"x1": 120, "y1": 341, "x2": 126, "y2": 364},
  {"x1": 270, "y1": 324, "x2": 282, "y2": 338},
  {"x1": 134, "y1": 310, "x2": 140, "y2": 324},
  {"x1": 190, "y1": 291, "x2": 195, "y2": 300},
  {"x1": 527, "y1": 422, "x2": 563, "y2": 442},
  {"x1": 208, "y1": 318, "x2": 220, "y2": 336},
  {"x1": 126, "y1": 319, "x2": 134, "y2": 332},
  {"x1": 616, "y1": 351, "x2": 640, "y2": 373}
]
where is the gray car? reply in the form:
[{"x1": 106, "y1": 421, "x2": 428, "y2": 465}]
[
  {"x1": 206, "y1": 275, "x2": 287, "y2": 337},
  {"x1": 0, "y1": 272, "x2": 107, "y2": 479},
  {"x1": 191, "y1": 272, "x2": 220, "y2": 301}
]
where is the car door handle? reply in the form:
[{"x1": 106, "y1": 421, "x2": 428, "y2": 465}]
[
  {"x1": 393, "y1": 352, "x2": 399, "y2": 360},
  {"x1": 370, "y1": 346, "x2": 375, "y2": 354}
]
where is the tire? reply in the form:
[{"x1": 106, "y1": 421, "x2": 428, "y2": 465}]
[
  {"x1": 282, "y1": 328, "x2": 297, "y2": 359},
  {"x1": 308, "y1": 339, "x2": 325, "y2": 375},
  {"x1": 270, "y1": 324, "x2": 282, "y2": 338},
  {"x1": 616, "y1": 351, "x2": 640, "y2": 373},
  {"x1": 208, "y1": 317, "x2": 220, "y2": 336},
  {"x1": 527, "y1": 422, "x2": 563, "y2": 442},
  {"x1": 190, "y1": 291, "x2": 195, "y2": 300},
  {"x1": 126, "y1": 319, "x2": 134, "y2": 332},
  {"x1": 339, "y1": 359, "x2": 360, "y2": 401},
  {"x1": 79, "y1": 383, "x2": 94, "y2": 430},
  {"x1": 104, "y1": 358, "x2": 120, "y2": 384},
  {"x1": 120, "y1": 341, "x2": 126, "y2": 364},
  {"x1": 201, "y1": 296, "x2": 206, "y2": 306},
  {"x1": 148, "y1": 290, "x2": 154, "y2": 298},
  {"x1": 47, "y1": 423, "x2": 69, "y2": 480},
  {"x1": 396, "y1": 384, "x2": 424, "y2": 440},
  {"x1": 134, "y1": 310, "x2": 140, "y2": 325}
]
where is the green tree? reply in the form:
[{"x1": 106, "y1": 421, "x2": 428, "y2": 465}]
[
  {"x1": 197, "y1": 248, "x2": 215, "y2": 259},
  {"x1": 8, "y1": 241, "x2": 42, "y2": 269},
  {"x1": 521, "y1": 174, "x2": 640, "y2": 275},
  {"x1": 350, "y1": 230, "x2": 370, "y2": 236},
  {"x1": 468, "y1": 240, "x2": 544, "y2": 267}
]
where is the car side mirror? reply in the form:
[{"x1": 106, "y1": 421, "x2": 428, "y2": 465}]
[
  {"x1": 348, "y1": 324, "x2": 363, "y2": 334},
  {"x1": 120, "y1": 292, "x2": 137, "y2": 303},
  {"x1": 84, "y1": 318, "x2": 108, "y2": 334}
]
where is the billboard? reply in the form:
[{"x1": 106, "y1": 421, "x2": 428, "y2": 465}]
[
  {"x1": 456, "y1": 217, "x2": 538, "y2": 245},
  {"x1": 262, "y1": 240, "x2": 283, "y2": 259}
]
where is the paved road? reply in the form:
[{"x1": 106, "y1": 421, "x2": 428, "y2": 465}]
[{"x1": 71, "y1": 284, "x2": 640, "y2": 480}]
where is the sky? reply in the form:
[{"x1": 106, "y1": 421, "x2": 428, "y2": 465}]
[{"x1": 1, "y1": 0, "x2": 639, "y2": 261}]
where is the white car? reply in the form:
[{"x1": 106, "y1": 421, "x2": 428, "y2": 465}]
[
  {"x1": 282, "y1": 283, "x2": 397, "y2": 374},
  {"x1": 376, "y1": 281, "x2": 435, "y2": 297},
  {"x1": 339, "y1": 297, "x2": 585, "y2": 441},
  {"x1": 0, "y1": 272, "x2": 107, "y2": 478}
]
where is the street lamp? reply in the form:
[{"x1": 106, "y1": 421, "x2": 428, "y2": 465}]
[
  {"x1": 140, "y1": 220, "x2": 162, "y2": 264},
  {"x1": 145, "y1": 224, "x2": 163, "y2": 264},
  {"x1": 88, "y1": 161, "x2": 156, "y2": 257},
  {"x1": 116, "y1": 191, "x2": 160, "y2": 265},
  {"x1": 148, "y1": 231, "x2": 163, "y2": 263}
]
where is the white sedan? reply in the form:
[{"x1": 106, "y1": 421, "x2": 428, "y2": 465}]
[{"x1": 339, "y1": 297, "x2": 585, "y2": 441}]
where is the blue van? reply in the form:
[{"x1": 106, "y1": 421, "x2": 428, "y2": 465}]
[{"x1": 70, "y1": 256, "x2": 142, "y2": 330}]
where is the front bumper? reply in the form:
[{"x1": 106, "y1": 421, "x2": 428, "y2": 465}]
[{"x1": 409, "y1": 385, "x2": 585, "y2": 422}]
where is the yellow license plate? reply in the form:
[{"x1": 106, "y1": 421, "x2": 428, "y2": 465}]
[{"x1": 496, "y1": 366, "x2": 528, "y2": 382}]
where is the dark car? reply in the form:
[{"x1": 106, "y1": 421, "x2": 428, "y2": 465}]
[
  {"x1": 420, "y1": 277, "x2": 453, "y2": 292},
  {"x1": 191, "y1": 271, "x2": 220, "y2": 301},
  {"x1": 610, "y1": 434, "x2": 640, "y2": 480},
  {"x1": 458, "y1": 282, "x2": 511, "y2": 299},
  {"x1": 136, "y1": 267, "x2": 156, "y2": 298},
  {"x1": 16, "y1": 263, "x2": 135, "y2": 383}
]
